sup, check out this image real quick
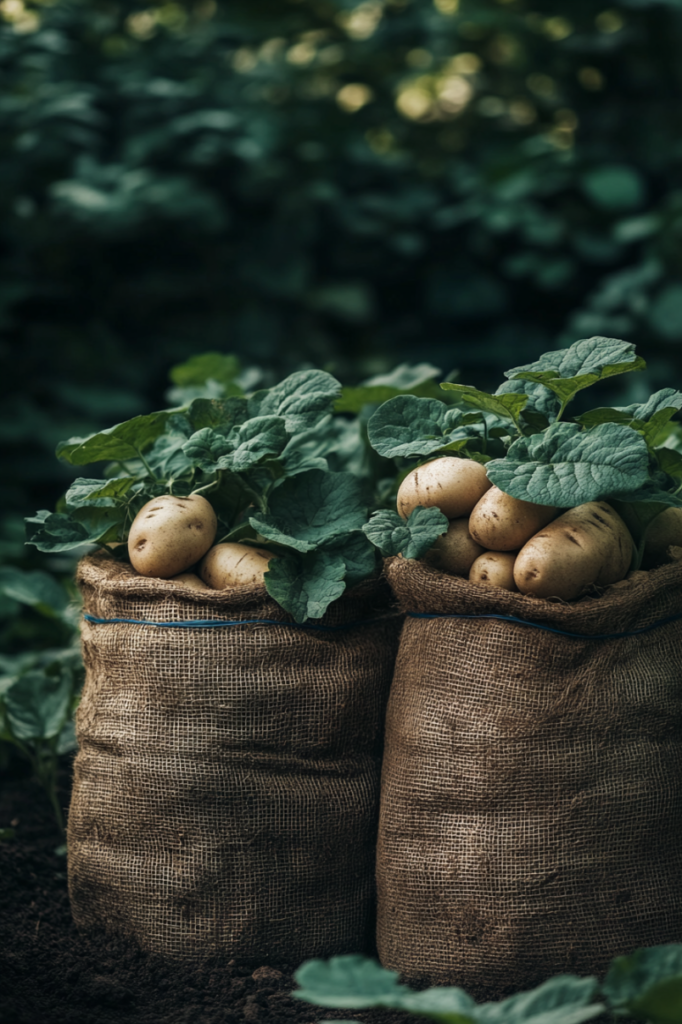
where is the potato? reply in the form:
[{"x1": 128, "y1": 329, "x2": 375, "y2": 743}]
[
  {"x1": 397, "y1": 458, "x2": 491, "y2": 520},
  {"x1": 642, "y1": 507, "x2": 682, "y2": 568},
  {"x1": 200, "y1": 542, "x2": 276, "y2": 589},
  {"x1": 514, "y1": 501, "x2": 633, "y2": 601},
  {"x1": 128, "y1": 494, "x2": 217, "y2": 579},
  {"x1": 469, "y1": 551, "x2": 518, "y2": 591},
  {"x1": 422, "y1": 519, "x2": 485, "y2": 576},
  {"x1": 170, "y1": 572, "x2": 210, "y2": 591},
  {"x1": 469, "y1": 486, "x2": 557, "y2": 552}
]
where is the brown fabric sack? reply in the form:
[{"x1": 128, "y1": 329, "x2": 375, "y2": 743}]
[
  {"x1": 68, "y1": 554, "x2": 402, "y2": 964},
  {"x1": 377, "y1": 556, "x2": 682, "y2": 995}
]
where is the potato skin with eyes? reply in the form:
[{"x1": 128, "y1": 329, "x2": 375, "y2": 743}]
[
  {"x1": 422, "y1": 519, "x2": 485, "y2": 576},
  {"x1": 469, "y1": 487, "x2": 557, "y2": 552},
  {"x1": 513, "y1": 501, "x2": 633, "y2": 601},
  {"x1": 397, "y1": 458, "x2": 491, "y2": 521},
  {"x1": 128, "y1": 494, "x2": 217, "y2": 579},
  {"x1": 200, "y1": 543, "x2": 276, "y2": 589},
  {"x1": 469, "y1": 551, "x2": 518, "y2": 591}
]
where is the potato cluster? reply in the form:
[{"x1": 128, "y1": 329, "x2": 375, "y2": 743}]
[
  {"x1": 397, "y1": 457, "x2": 681, "y2": 601},
  {"x1": 126, "y1": 495, "x2": 275, "y2": 591}
]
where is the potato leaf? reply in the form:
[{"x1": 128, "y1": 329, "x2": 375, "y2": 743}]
[
  {"x1": 182, "y1": 427, "x2": 234, "y2": 472},
  {"x1": 65, "y1": 477, "x2": 134, "y2": 508},
  {"x1": 367, "y1": 396, "x2": 478, "y2": 459},
  {"x1": 264, "y1": 549, "x2": 348, "y2": 622},
  {"x1": 495, "y1": 378, "x2": 558, "y2": 427},
  {"x1": 248, "y1": 369, "x2": 341, "y2": 433},
  {"x1": 250, "y1": 470, "x2": 368, "y2": 552},
  {"x1": 25, "y1": 510, "x2": 109, "y2": 552},
  {"x1": 229, "y1": 416, "x2": 289, "y2": 471},
  {"x1": 507, "y1": 337, "x2": 645, "y2": 415},
  {"x1": 56, "y1": 410, "x2": 173, "y2": 465},
  {"x1": 0, "y1": 568, "x2": 68, "y2": 617},
  {"x1": 293, "y1": 955, "x2": 413, "y2": 1010},
  {"x1": 169, "y1": 352, "x2": 243, "y2": 392},
  {"x1": 603, "y1": 945, "x2": 682, "y2": 1024},
  {"x1": 323, "y1": 530, "x2": 377, "y2": 588},
  {"x1": 4, "y1": 665, "x2": 74, "y2": 741},
  {"x1": 476, "y1": 977, "x2": 601, "y2": 1024},
  {"x1": 336, "y1": 362, "x2": 445, "y2": 413},
  {"x1": 363, "y1": 506, "x2": 449, "y2": 560},
  {"x1": 486, "y1": 422, "x2": 651, "y2": 507},
  {"x1": 186, "y1": 395, "x2": 249, "y2": 431},
  {"x1": 439, "y1": 384, "x2": 528, "y2": 427}
]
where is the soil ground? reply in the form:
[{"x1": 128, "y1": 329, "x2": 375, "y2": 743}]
[{"x1": 1, "y1": 758, "x2": 419, "y2": 1024}]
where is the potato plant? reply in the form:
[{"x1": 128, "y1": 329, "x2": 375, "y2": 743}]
[
  {"x1": 363, "y1": 337, "x2": 682, "y2": 594},
  {"x1": 24, "y1": 355, "x2": 454, "y2": 622},
  {"x1": 293, "y1": 943, "x2": 682, "y2": 1024}
]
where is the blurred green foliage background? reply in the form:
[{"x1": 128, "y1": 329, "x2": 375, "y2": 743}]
[{"x1": 2, "y1": 0, "x2": 682, "y2": 541}]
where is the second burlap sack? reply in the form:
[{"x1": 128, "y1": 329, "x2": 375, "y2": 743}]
[
  {"x1": 68, "y1": 554, "x2": 402, "y2": 965},
  {"x1": 377, "y1": 557, "x2": 682, "y2": 996}
]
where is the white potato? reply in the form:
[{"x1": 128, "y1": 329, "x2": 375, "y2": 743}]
[
  {"x1": 200, "y1": 543, "x2": 276, "y2": 589},
  {"x1": 128, "y1": 494, "x2": 217, "y2": 579},
  {"x1": 397, "y1": 458, "x2": 491, "y2": 520}
]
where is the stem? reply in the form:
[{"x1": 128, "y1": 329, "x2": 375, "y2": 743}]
[
  {"x1": 191, "y1": 471, "x2": 223, "y2": 497},
  {"x1": 134, "y1": 449, "x2": 159, "y2": 483}
]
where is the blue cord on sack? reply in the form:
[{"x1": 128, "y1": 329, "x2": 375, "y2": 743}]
[
  {"x1": 82, "y1": 613, "x2": 387, "y2": 633},
  {"x1": 406, "y1": 610, "x2": 682, "y2": 641}
]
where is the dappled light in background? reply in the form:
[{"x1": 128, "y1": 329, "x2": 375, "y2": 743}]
[{"x1": 1, "y1": 0, "x2": 682, "y2": 529}]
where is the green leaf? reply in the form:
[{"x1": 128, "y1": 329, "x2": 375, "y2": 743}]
[
  {"x1": 250, "y1": 470, "x2": 368, "y2": 552},
  {"x1": 149, "y1": 437, "x2": 195, "y2": 479},
  {"x1": 248, "y1": 370, "x2": 341, "y2": 433},
  {"x1": 0, "y1": 568, "x2": 68, "y2": 617},
  {"x1": 264, "y1": 549, "x2": 347, "y2": 622},
  {"x1": 186, "y1": 396, "x2": 249, "y2": 432},
  {"x1": 0, "y1": 828, "x2": 16, "y2": 841},
  {"x1": 367, "y1": 396, "x2": 477, "y2": 459},
  {"x1": 65, "y1": 477, "x2": 134, "y2": 508},
  {"x1": 56, "y1": 410, "x2": 173, "y2": 465},
  {"x1": 581, "y1": 166, "x2": 646, "y2": 211},
  {"x1": 495, "y1": 378, "x2": 558, "y2": 427},
  {"x1": 485, "y1": 422, "x2": 651, "y2": 507},
  {"x1": 363, "y1": 506, "x2": 449, "y2": 560},
  {"x1": 293, "y1": 955, "x2": 412, "y2": 1010},
  {"x1": 478, "y1": 977, "x2": 601, "y2": 1024},
  {"x1": 440, "y1": 384, "x2": 528, "y2": 426},
  {"x1": 508, "y1": 337, "x2": 645, "y2": 413},
  {"x1": 603, "y1": 945, "x2": 682, "y2": 1024},
  {"x1": 5, "y1": 666, "x2": 73, "y2": 741},
  {"x1": 169, "y1": 352, "x2": 243, "y2": 394},
  {"x1": 25, "y1": 510, "x2": 106, "y2": 553},
  {"x1": 229, "y1": 416, "x2": 289, "y2": 471},
  {"x1": 323, "y1": 530, "x2": 377, "y2": 589},
  {"x1": 656, "y1": 447, "x2": 682, "y2": 481},
  {"x1": 336, "y1": 362, "x2": 444, "y2": 413},
  {"x1": 182, "y1": 427, "x2": 234, "y2": 472}
]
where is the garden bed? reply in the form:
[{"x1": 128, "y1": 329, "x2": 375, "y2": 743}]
[{"x1": 0, "y1": 759, "x2": 417, "y2": 1024}]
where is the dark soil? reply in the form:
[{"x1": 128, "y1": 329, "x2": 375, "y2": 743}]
[{"x1": 0, "y1": 758, "x2": 418, "y2": 1024}]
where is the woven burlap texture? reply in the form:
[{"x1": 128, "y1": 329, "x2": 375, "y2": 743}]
[
  {"x1": 377, "y1": 557, "x2": 682, "y2": 994},
  {"x1": 68, "y1": 555, "x2": 402, "y2": 964}
]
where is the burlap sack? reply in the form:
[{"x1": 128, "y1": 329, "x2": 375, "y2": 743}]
[
  {"x1": 68, "y1": 554, "x2": 402, "y2": 964},
  {"x1": 377, "y1": 557, "x2": 682, "y2": 995}
]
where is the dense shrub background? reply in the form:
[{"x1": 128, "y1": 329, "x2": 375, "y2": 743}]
[{"x1": 2, "y1": 0, "x2": 682, "y2": 527}]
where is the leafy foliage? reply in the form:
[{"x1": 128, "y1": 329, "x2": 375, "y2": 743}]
[
  {"x1": 4, "y1": 0, "x2": 682, "y2": 534},
  {"x1": 366, "y1": 337, "x2": 682, "y2": 563},
  {"x1": 294, "y1": 945, "x2": 682, "y2": 1024},
  {"x1": 0, "y1": 568, "x2": 82, "y2": 835},
  {"x1": 25, "y1": 363, "x2": 386, "y2": 622}
]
